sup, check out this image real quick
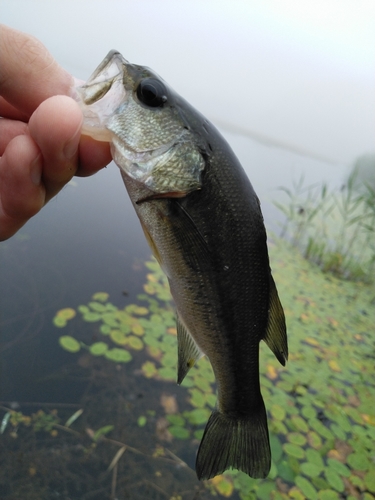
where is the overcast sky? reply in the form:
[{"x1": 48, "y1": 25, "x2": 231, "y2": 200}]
[{"x1": 2, "y1": 0, "x2": 374, "y2": 166}]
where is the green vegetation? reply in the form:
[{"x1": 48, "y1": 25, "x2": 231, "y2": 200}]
[
  {"x1": 274, "y1": 167, "x2": 375, "y2": 284},
  {"x1": 49, "y1": 242, "x2": 375, "y2": 499}
]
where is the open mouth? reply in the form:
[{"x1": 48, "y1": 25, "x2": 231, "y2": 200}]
[{"x1": 72, "y1": 51, "x2": 128, "y2": 142}]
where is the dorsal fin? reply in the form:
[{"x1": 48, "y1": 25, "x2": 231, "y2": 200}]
[
  {"x1": 263, "y1": 275, "x2": 288, "y2": 366},
  {"x1": 176, "y1": 313, "x2": 203, "y2": 384}
]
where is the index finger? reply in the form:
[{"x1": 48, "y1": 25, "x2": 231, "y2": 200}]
[{"x1": 0, "y1": 24, "x2": 73, "y2": 117}]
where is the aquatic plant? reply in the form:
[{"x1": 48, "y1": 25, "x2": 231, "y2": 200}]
[
  {"x1": 274, "y1": 168, "x2": 375, "y2": 284},
  {"x1": 52, "y1": 241, "x2": 375, "y2": 499}
]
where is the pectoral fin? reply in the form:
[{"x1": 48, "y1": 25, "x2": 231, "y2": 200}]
[
  {"x1": 176, "y1": 313, "x2": 203, "y2": 384},
  {"x1": 140, "y1": 220, "x2": 163, "y2": 268},
  {"x1": 263, "y1": 275, "x2": 288, "y2": 366}
]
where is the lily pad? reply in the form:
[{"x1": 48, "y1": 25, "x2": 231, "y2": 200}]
[
  {"x1": 55, "y1": 308, "x2": 76, "y2": 320},
  {"x1": 326, "y1": 458, "x2": 350, "y2": 477},
  {"x1": 210, "y1": 475, "x2": 234, "y2": 497},
  {"x1": 92, "y1": 292, "x2": 109, "y2": 302},
  {"x1": 127, "y1": 336, "x2": 144, "y2": 350},
  {"x1": 104, "y1": 348, "x2": 132, "y2": 363},
  {"x1": 110, "y1": 330, "x2": 128, "y2": 345},
  {"x1": 89, "y1": 342, "x2": 108, "y2": 356},
  {"x1": 158, "y1": 367, "x2": 175, "y2": 380},
  {"x1": 283, "y1": 443, "x2": 305, "y2": 459},
  {"x1": 347, "y1": 451, "x2": 370, "y2": 471},
  {"x1": 324, "y1": 469, "x2": 344, "y2": 492},
  {"x1": 287, "y1": 432, "x2": 307, "y2": 446},
  {"x1": 185, "y1": 408, "x2": 210, "y2": 426},
  {"x1": 141, "y1": 361, "x2": 157, "y2": 378},
  {"x1": 256, "y1": 481, "x2": 277, "y2": 500},
  {"x1": 189, "y1": 389, "x2": 206, "y2": 408},
  {"x1": 295, "y1": 475, "x2": 318, "y2": 500},
  {"x1": 168, "y1": 426, "x2": 190, "y2": 439},
  {"x1": 271, "y1": 404, "x2": 286, "y2": 420},
  {"x1": 270, "y1": 434, "x2": 283, "y2": 463},
  {"x1": 59, "y1": 336, "x2": 81, "y2": 353},
  {"x1": 137, "y1": 416, "x2": 147, "y2": 427},
  {"x1": 300, "y1": 461, "x2": 324, "y2": 477},
  {"x1": 53, "y1": 316, "x2": 67, "y2": 328},
  {"x1": 166, "y1": 414, "x2": 185, "y2": 427},
  {"x1": 364, "y1": 469, "x2": 375, "y2": 492},
  {"x1": 317, "y1": 490, "x2": 340, "y2": 500}
]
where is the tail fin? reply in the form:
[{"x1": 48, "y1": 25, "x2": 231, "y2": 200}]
[{"x1": 196, "y1": 404, "x2": 271, "y2": 480}]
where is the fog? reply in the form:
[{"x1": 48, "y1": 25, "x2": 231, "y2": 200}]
[{"x1": 3, "y1": 0, "x2": 374, "y2": 169}]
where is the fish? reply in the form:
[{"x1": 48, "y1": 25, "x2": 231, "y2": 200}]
[{"x1": 74, "y1": 51, "x2": 288, "y2": 481}]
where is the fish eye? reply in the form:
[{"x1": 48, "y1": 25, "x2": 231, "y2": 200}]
[{"x1": 136, "y1": 78, "x2": 167, "y2": 108}]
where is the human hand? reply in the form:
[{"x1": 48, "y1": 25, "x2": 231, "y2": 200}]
[{"x1": 0, "y1": 25, "x2": 112, "y2": 241}]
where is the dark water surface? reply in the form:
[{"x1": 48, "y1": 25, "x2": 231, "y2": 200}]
[{"x1": 0, "y1": 166, "x2": 150, "y2": 401}]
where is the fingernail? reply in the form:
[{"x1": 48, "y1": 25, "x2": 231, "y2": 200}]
[
  {"x1": 30, "y1": 154, "x2": 42, "y2": 185},
  {"x1": 63, "y1": 121, "x2": 82, "y2": 160}
]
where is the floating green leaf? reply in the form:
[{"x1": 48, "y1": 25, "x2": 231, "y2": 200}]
[
  {"x1": 92, "y1": 292, "x2": 109, "y2": 302},
  {"x1": 82, "y1": 312, "x2": 101, "y2": 322},
  {"x1": 88, "y1": 301, "x2": 107, "y2": 312},
  {"x1": 89, "y1": 342, "x2": 108, "y2": 356},
  {"x1": 169, "y1": 426, "x2": 190, "y2": 439},
  {"x1": 104, "y1": 348, "x2": 132, "y2": 363},
  {"x1": 133, "y1": 306, "x2": 148, "y2": 315},
  {"x1": 166, "y1": 414, "x2": 185, "y2": 427},
  {"x1": 295, "y1": 475, "x2": 318, "y2": 499},
  {"x1": 307, "y1": 431, "x2": 322, "y2": 449},
  {"x1": 185, "y1": 408, "x2": 210, "y2": 426},
  {"x1": 347, "y1": 451, "x2": 370, "y2": 471},
  {"x1": 194, "y1": 429, "x2": 204, "y2": 440},
  {"x1": 278, "y1": 460, "x2": 296, "y2": 482},
  {"x1": 305, "y1": 449, "x2": 324, "y2": 469},
  {"x1": 287, "y1": 432, "x2": 307, "y2": 446},
  {"x1": 326, "y1": 458, "x2": 350, "y2": 477},
  {"x1": 256, "y1": 481, "x2": 277, "y2": 500},
  {"x1": 317, "y1": 490, "x2": 340, "y2": 500},
  {"x1": 324, "y1": 469, "x2": 344, "y2": 492},
  {"x1": 283, "y1": 443, "x2": 305, "y2": 459},
  {"x1": 109, "y1": 330, "x2": 127, "y2": 345},
  {"x1": 270, "y1": 434, "x2": 283, "y2": 463},
  {"x1": 59, "y1": 336, "x2": 81, "y2": 353},
  {"x1": 141, "y1": 361, "x2": 157, "y2": 378},
  {"x1": 290, "y1": 415, "x2": 309, "y2": 433},
  {"x1": 364, "y1": 469, "x2": 375, "y2": 493},
  {"x1": 127, "y1": 336, "x2": 143, "y2": 350},
  {"x1": 189, "y1": 389, "x2": 206, "y2": 408},
  {"x1": 158, "y1": 367, "x2": 175, "y2": 380},
  {"x1": 300, "y1": 461, "x2": 323, "y2": 477},
  {"x1": 137, "y1": 416, "x2": 147, "y2": 427},
  {"x1": 271, "y1": 404, "x2": 286, "y2": 420},
  {"x1": 55, "y1": 308, "x2": 76, "y2": 320},
  {"x1": 53, "y1": 316, "x2": 67, "y2": 328}
]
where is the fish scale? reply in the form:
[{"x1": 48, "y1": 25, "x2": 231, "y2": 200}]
[{"x1": 75, "y1": 50, "x2": 288, "y2": 481}]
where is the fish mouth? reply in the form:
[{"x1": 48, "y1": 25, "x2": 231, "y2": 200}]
[{"x1": 72, "y1": 51, "x2": 128, "y2": 142}]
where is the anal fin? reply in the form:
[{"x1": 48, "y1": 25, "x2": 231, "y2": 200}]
[
  {"x1": 176, "y1": 313, "x2": 203, "y2": 384},
  {"x1": 263, "y1": 274, "x2": 288, "y2": 366}
]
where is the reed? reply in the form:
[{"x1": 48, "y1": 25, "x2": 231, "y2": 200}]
[{"x1": 273, "y1": 167, "x2": 375, "y2": 283}]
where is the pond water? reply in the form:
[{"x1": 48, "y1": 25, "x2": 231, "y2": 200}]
[
  {"x1": 1, "y1": 2, "x2": 375, "y2": 499},
  {"x1": 2, "y1": 138, "x2": 374, "y2": 500}
]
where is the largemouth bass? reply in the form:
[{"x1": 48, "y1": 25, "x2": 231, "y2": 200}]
[{"x1": 74, "y1": 51, "x2": 288, "y2": 480}]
